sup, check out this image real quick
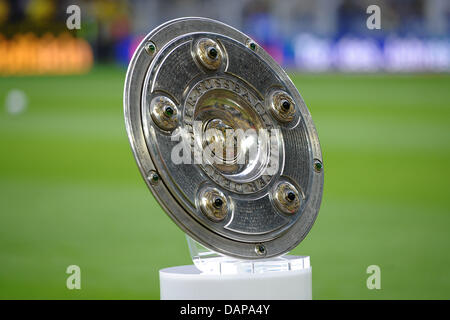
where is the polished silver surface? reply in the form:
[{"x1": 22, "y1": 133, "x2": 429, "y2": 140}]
[
  {"x1": 150, "y1": 95, "x2": 179, "y2": 131},
  {"x1": 273, "y1": 181, "x2": 302, "y2": 215},
  {"x1": 124, "y1": 17, "x2": 323, "y2": 259},
  {"x1": 198, "y1": 187, "x2": 229, "y2": 222}
]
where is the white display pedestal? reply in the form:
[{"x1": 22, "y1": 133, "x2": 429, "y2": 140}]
[{"x1": 159, "y1": 255, "x2": 312, "y2": 300}]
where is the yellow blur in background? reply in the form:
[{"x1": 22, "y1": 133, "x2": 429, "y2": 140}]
[{"x1": 0, "y1": 33, "x2": 93, "y2": 75}]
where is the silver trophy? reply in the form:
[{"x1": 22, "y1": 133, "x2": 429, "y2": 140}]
[{"x1": 124, "y1": 17, "x2": 323, "y2": 299}]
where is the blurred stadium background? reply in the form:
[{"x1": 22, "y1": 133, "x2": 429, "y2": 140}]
[{"x1": 0, "y1": 0, "x2": 449, "y2": 299}]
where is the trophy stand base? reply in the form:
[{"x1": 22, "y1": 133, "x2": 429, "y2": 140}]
[
  {"x1": 159, "y1": 237, "x2": 312, "y2": 300},
  {"x1": 159, "y1": 258, "x2": 312, "y2": 300}
]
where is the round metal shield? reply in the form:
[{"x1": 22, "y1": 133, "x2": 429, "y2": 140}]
[{"x1": 124, "y1": 17, "x2": 323, "y2": 259}]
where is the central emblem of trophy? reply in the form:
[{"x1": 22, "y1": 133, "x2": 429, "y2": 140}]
[{"x1": 124, "y1": 17, "x2": 323, "y2": 299}]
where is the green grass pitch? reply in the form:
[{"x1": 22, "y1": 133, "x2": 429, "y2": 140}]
[{"x1": 0, "y1": 66, "x2": 449, "y2": 299}]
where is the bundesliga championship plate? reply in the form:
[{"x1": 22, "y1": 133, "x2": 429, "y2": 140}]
[{"x1": 124, "y1": 17, "x2": 323, "y2": 259}]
